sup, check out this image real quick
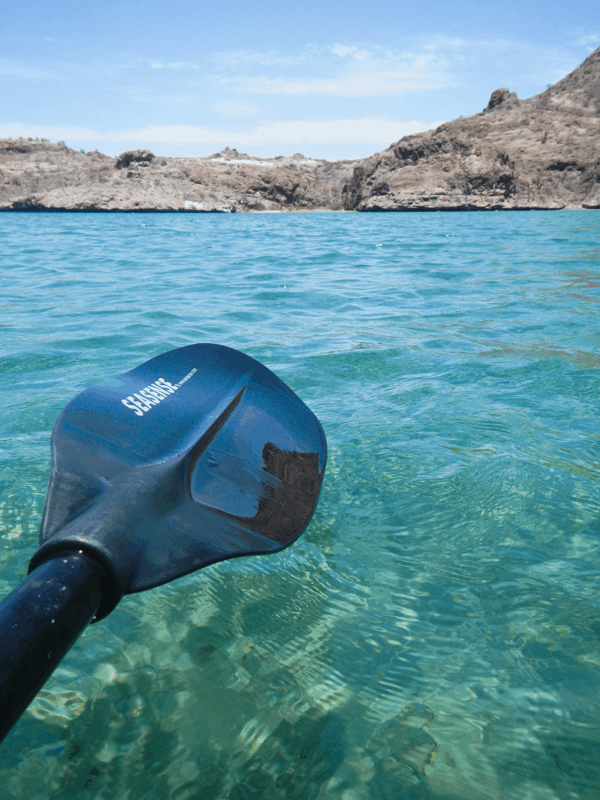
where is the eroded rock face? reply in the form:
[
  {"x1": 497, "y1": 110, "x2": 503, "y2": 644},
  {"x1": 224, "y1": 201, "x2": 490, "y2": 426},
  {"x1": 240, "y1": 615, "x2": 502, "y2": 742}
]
[
  {"x1": 339, "y1": 46, "x2": 600, "y2": 211},
  {"x1": 115, "y1": 149, "x2": 155, "y2": 170},
  {"x1": 486, "y1": 88, "x2": 519, "y2": 110},
  {"x1": 1, "y1": 47, "x2": 599, "y2": 212},
  {"x1": 0, "y1": 143, "x2": 355, "y2": 212}
]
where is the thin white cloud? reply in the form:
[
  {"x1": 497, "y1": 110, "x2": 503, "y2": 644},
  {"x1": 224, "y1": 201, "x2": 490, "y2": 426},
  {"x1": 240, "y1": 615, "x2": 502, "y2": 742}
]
[
  {"x1": 0, "y1": 119, "x2": 446, "y2": 148},
  {"x1": 231, "y1": 118, "x2": 446, "y2": 145},
  {"x1": 0, "y1": 54, "x2": 147, "y2": 82},
  {"x1": 149, "y1": 60, "x2": 200, "y2": 70},
  {"x1": 331, "y1": 44, "x2": 370, "y2": 61},
  {"x1": 210, "y1": 49, "x2": 311, "y2": 68},
  {"x1": 109, "y1": 119, "x2": 445, "y2": 146},
  {"x1": 0, "y1": 124, "x2": 100, "y2": 140},
  {"x1": 0, "y1": 58, "x2": 55, "y2": 80},
  {"x1": 218, "y1": 45, "x2": 453, "y2": 97},
  {"x1": 213, "y1": 100, "x2": 260, "y2": 118},
  {"x1": 112, "y1": 85, "x2": 197, "y2": 106},
  {"x1": 209, "y1": 39, "x2": 470, "y2": 97},
  {"x1": 222, "y1": 70, "x2": 453, "y2": 96},
  {"x1": 209, "y1": 36, "x2": 596, "y2": 101}
]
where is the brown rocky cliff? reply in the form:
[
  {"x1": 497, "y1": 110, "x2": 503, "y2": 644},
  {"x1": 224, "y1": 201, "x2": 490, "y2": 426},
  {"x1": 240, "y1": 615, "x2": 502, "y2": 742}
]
[
  {"x1": 341, "y1": 46, "x2": 600, "y2": 211},
  {"x1": 0, "y1": 143, "x2": 354, "y2": 212},
  {"x1": 1, "y1": 46, "x2": 599, "y2": 212}
]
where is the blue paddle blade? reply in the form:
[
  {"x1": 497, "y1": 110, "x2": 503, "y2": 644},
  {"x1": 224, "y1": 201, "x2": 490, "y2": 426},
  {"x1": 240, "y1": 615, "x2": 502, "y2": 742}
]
[{"x1": 30, "y1": 344, "x2": 327, "y2": 619}]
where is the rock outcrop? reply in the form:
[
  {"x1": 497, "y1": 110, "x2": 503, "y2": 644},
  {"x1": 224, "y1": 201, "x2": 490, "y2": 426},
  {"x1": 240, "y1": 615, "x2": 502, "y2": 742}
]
[
  {"x1": 339, "y1": 46, "x2": 600, "y2": 211},
  {"x1": 1, "y1": 47, "x2": 599, "y2": 212},
  {"x1": 0, "y1": 143, "x2": 355, "y2": 212},
  {"x1": 485, "y1": 88, "x2": 519, "y2": 111},
  {"x1": 114, "y1": 149, "x2": 155, "y2": 170}
]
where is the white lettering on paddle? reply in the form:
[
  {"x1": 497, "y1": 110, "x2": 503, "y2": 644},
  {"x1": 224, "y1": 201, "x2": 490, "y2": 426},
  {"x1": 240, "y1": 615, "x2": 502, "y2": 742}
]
[{"x1": 121, "y1": 376, "x2": 181, "y2": 417}]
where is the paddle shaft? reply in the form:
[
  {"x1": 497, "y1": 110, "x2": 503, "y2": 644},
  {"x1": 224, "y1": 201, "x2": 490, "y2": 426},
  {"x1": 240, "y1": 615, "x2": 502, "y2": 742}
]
[{"x1": 0, "y1": 551, "x2": 104, "y2": 743}]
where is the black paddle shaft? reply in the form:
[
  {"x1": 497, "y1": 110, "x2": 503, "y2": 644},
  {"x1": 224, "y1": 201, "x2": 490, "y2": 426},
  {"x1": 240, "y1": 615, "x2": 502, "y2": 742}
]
[{"x1": 0, "y1": 551, "x2": 105, "y2": 742}]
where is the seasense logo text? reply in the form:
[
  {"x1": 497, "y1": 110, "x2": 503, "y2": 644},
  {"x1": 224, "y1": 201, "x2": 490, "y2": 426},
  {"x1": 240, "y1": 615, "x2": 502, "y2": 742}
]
[{"x1": 121, "y1": 377, "x2": 179, "y2": 417}]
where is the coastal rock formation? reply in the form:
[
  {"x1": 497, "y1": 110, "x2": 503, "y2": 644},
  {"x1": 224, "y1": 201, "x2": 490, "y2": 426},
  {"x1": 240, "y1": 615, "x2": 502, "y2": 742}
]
[
  {"x1": 1, "y1": 46, "x2": 599, "y2": 212},
  {"x1": 485, "y1": 88, "x2": 519, "y2": 110},
  {"x1": 340, "y1": 46, "x2": 600, "y2": 211},
  {"x1": 0, "y1": 142, "x2": 354, "y2": 212},
  {"x1": 115, "y1": 149, "x2": 155, "y2": 170}
]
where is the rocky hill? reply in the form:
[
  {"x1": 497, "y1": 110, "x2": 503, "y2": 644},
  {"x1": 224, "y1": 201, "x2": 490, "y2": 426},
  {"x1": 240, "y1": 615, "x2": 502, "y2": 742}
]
[
  {"x1": 0, "y1": 144, "x2": 354, "y2": 212},
  {"x1": 341, "y1": 46, "x2": 600, "y2": 211},
  {"x1": 1, "y1": 47, "x2": 599, "y2": 212}
]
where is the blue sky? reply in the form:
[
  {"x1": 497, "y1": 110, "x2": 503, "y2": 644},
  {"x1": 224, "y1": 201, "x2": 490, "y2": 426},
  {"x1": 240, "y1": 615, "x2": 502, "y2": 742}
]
[{"x1": 1, "y1": 0, "x2": 598, "y2": 160}]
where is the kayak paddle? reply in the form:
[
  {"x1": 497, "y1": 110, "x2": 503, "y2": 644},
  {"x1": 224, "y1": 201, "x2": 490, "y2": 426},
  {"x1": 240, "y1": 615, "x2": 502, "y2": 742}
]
[{"x1": 0, "y1": 343, "x2": 326, "y2": 743}]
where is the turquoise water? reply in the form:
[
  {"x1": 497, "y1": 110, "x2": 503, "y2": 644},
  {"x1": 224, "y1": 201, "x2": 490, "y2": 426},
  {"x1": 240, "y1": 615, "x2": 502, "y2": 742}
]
[{"x1": 1, "y1": 210, "x2": 599, "y2": 799}]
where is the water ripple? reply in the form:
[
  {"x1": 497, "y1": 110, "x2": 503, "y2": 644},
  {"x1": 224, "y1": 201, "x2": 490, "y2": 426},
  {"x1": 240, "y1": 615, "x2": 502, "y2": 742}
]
[{"x1": 1, "y1": 211, "x2": 599, "y2": 799}]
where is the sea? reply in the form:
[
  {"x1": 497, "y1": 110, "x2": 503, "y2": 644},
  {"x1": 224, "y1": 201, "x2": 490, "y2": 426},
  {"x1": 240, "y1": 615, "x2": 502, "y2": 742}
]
[{"x1": 0, "y1": 210, "x2": 599, "y2": 800}]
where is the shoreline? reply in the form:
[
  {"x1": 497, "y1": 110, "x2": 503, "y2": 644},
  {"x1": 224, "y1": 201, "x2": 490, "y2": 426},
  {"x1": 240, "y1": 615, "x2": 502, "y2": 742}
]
[
  {"x1": 2, "y1": 205, "x2": 596, "y2": 213},
  {"x1": 1, "y1": 47, "x2": 599, "y2": 214}
]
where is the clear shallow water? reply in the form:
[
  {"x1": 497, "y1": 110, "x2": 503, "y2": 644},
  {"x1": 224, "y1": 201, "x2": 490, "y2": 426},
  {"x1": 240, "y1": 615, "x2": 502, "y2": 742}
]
[{"x1": 0, "y1": 210, "x2": 599, "y2": 799}]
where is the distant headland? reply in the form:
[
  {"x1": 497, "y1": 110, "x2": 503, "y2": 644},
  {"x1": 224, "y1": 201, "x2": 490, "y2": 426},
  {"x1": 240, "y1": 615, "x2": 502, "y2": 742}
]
[{"x1": 1, "y1": 47, "x2": 599, "y2": 212}]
